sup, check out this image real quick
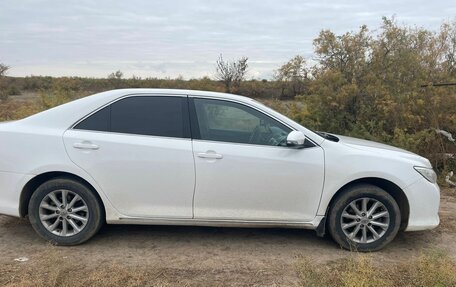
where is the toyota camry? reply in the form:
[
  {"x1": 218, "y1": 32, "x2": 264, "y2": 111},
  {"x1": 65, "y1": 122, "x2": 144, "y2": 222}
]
[{"x1": 0, "y1": 89, "x2": 440, "y2": 251}]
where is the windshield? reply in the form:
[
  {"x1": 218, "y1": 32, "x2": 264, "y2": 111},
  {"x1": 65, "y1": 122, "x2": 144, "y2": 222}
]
[{"x1": 250, "y1": 99, "x2": 327, "y2": 140}]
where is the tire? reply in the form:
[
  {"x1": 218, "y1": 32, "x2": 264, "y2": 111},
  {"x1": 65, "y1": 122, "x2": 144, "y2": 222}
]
[
  {"x1": 28, "y1": 177, "x2": 103, "y2": 245},
  {"x1": 328, "y1": 184, "x2": 401, "y2": 252}
]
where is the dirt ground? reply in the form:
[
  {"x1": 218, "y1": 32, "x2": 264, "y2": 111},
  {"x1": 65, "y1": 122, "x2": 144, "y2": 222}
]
[{"x1": 0, "y1": 188, "x2": 455, "y2": 286}]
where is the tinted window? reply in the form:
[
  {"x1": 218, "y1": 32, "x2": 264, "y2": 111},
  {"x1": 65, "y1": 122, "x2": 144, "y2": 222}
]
[
  {"x1": 74, "y1": 106, "x2": 110, "y2": 132},
  {"x1": 75, "y1": 96, "x2": 189, "y2": 138},
  {"x1": 192, "y1": 98, "x2": 291, "y2": 146}
]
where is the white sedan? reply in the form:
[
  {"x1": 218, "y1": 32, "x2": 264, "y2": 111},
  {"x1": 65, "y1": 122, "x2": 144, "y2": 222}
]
[{"x1": 0, "y1": 89, "x2": 439, "y2": 251}]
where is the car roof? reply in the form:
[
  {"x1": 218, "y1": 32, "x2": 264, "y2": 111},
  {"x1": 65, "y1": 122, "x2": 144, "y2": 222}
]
[
  {"x1": 110, "y1": 88, "x2": 254, "y2": 101},
  {"x1": 18, "y1": 89, "x2": 256, "y2": 130}
]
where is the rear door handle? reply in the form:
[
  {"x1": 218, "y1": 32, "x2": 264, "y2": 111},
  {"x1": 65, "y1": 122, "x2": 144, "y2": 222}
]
[
  {"x1": 197, "y1": 152, "x2": 223, "y2": 159},
  {"x1": 73, "y1": 142, "x2": 100, "y2": 150}
]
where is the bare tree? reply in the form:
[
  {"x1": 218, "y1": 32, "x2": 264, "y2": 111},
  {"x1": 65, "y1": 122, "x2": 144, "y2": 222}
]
[
  {"x1": 108, "y1": 70, "x2": 124, "y2": 89},
  {"x1": 0, "y1": 63, "x2": 9, "y2": 77},
  {"x1": 108, "y1": 70, "x2": 123, "y2": 80},
  {"x1": 215, "y1": 54, "x2": 248, "y2": 92},
  {"x1": 0, "y1": 63, "x2": 10, "y2": 101}
]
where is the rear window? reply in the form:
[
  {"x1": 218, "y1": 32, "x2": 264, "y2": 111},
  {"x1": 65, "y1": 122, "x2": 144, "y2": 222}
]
[
  {"x1": 74, "y1": 96, "x2": 189, "y2": 138},
  {"x1": 74, "y1": 105, "x2": 110, "y2": 132}
]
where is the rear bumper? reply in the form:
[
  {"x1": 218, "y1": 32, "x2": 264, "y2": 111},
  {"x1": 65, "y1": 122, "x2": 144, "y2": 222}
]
[
  {"x1": 0, "y1": 171, "x2": 33, "y2": 217},
  {"x1": 404, "y1": 177, "x2": 440, "y2": 231}
]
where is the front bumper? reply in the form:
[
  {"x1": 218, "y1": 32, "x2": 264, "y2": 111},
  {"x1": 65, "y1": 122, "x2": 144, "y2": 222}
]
[{"x1": 404, "y1": 177, "x2": 440, "y2": 231}]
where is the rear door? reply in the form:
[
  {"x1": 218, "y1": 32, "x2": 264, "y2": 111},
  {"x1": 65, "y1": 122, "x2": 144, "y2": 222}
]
[{"x1": 63, "y1": 95, "x2": 195, "y2": 218}]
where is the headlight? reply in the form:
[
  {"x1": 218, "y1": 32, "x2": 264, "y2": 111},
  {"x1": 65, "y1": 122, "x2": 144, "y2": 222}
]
[{"x1": 414, "y1": 166, "x2": 437, "y2": 183}]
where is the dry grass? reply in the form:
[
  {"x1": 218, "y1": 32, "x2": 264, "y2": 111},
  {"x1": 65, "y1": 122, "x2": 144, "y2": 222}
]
[
  {"x1": 3, "y1": 247, "x2": 455, "y2": 287},
  {"x1": 0, "y1": 248, "x2": 179, "y2": 287},
  {"x1": 296, "y1": 250, "x2": 456, "y2": 287}
]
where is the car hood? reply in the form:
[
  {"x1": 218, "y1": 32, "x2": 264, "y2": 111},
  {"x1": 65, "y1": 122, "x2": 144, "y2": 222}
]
[{"x1": 335, "y1": 134, "x2": 432, "y2": 168}]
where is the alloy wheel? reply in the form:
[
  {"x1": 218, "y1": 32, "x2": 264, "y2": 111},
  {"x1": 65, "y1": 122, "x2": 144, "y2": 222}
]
[
  {"x1": 39, "y1": 189, "x2": 89, "y2": 237},
  {"x1": 340, "y1": 197, "x2": 390, "y2": 244}
]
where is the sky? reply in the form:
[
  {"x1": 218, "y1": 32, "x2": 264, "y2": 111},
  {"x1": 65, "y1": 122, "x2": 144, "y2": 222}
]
[{"x1": 0, "y1": 0, "x2": 455, "y2": 79}]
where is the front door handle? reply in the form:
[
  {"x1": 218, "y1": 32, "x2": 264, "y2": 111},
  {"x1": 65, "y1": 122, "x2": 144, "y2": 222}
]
[
  {"x1": 197, "y1": 152, "x2": 223, "y2": 159},
  {"x1": 73, "y1": 142, "x2": 100, "y2": 150}
]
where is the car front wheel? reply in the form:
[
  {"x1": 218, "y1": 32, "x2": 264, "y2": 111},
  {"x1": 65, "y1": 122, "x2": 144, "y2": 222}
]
[
  {"x1": 28, "y1": 178, "x2": 103, "y2": 245},
  {"x1": 328, "y1": 184, "x2": 401, "y2": 251}
]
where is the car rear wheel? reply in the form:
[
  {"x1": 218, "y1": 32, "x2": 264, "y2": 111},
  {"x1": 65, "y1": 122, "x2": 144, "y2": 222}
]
[
  {"x1": 28, "y1": 178, "x2": 103, "y2": 245},
  {"x1": 328, "y1": 184, "x2": 401, "y2": 251}
]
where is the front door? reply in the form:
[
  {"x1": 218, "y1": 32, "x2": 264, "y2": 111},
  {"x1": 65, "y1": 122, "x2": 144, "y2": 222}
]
[{"x1": 190, "y1": 98, "x2": 325, "y2": 222}]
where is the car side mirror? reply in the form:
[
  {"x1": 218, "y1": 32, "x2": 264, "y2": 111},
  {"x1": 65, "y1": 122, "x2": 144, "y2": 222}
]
[{"x1": 286, "y1": 131, "x2": 306, "y2": 148}]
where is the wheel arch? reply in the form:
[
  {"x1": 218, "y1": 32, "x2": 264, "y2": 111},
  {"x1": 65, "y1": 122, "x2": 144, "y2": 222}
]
[
  {"x1": 19, "y1": 171, "x2": 106, "y2": 220},
  {"x1": 325, "y1": 177, "x2": 410, "y2": 231}
]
